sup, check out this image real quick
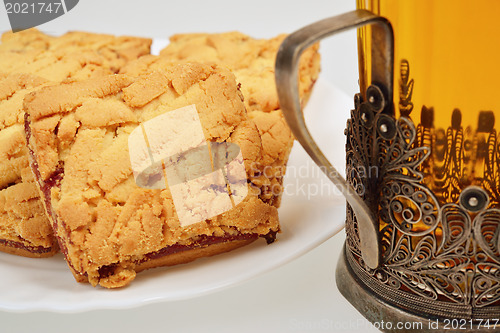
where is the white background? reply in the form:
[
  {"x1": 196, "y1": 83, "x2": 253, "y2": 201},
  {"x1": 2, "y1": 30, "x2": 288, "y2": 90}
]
[{"x1": 0, "y1": 1, "x2": 383, "y2": 332}]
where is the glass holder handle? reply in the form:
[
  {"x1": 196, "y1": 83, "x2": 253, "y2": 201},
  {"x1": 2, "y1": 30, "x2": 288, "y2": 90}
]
[{"x1": 275, "y1": 9, "x2": 394, "y2": 269}]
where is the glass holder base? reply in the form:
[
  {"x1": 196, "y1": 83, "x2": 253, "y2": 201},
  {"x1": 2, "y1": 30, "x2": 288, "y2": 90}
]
[{"x1": 336, "y1": 242, "x2": 494, "y2": 333}]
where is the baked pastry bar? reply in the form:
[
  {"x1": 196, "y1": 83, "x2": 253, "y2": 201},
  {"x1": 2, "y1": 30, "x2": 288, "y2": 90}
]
[
  {"x1": 123, "y1": 31, "x2": 320, "y2": 207},
  {"x1": 0, "y1": 49, "x2": 113, "y2": 82},
  {"x1": 0, "y1": 50, "x2": 117, "y2": 257},
  {"x1": 0, "y1": 73, "x2": 56, "y2": 257},
  {"x1": 159, "y1": 32, "x2": 320, "y2": 112},
  {"x1": 24, "y1": 63, "x2": 280, "y2": 288},
  {"x1": 0, "y1": 30, "x2": 151, "y2": 258},
  {"x1": 0, "y1": 28, "x2": 152, "y2": 73}
]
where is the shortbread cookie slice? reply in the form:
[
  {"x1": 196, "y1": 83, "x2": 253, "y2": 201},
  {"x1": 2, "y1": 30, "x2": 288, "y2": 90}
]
[
  {"x1": 25, "y1": 63, "x2": 280, "y2": 288},
  {"x1": 47, "y1": 31, "x2": 152, "y2": 72},
  {"x1": 0, "y1": 28, "x2": 50, "y2": 51},
  {"x1": 0, "y1": 30, "x2": 150, "y2": 258},
  {"x1": 0, "y1": 28, "x2": 152, "y2": 73},
  {"x1": 0, "y1": 73, "x2": 56, "y2": 257},
  {"x1": 0, "y1": 51, "x2": 116, "y2": 258},
  {"x1": 247, "y1": 110, "x2": 295, "y2": 208},
  {"x1": 120, "y1": 56, "x2": 293, "y2": 207},
  {"x1": 0, "y1": 49, "x2": 112, "y2": 81},
  {"x1": 158, "y1": 32, "x2": 320, "y2": 112},
  {"x1": 124, "y1": 32, "x2": 320, "y2": 207}
]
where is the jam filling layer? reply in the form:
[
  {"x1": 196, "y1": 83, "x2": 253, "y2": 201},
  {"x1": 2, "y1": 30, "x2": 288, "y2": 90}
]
[
  {"x1": 98, "y1": 232, "x2": 270, "y2": 279},
  {"x1": 0, "y1": 238, "x2": 54, "y2": 254}
]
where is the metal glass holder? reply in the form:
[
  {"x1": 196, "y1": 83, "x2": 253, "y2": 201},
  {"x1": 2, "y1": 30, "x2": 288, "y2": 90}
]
[{"x1": 276, "y1": 10, "x2": 500, "y2": 332}]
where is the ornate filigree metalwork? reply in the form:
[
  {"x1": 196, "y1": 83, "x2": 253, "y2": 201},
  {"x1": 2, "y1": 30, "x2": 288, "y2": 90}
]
[
  {"x1": 399, "y1": 59, "x2": 414, "y2": 117},
  {"x1": 345, "y1": 60, "x2": 500, "y2": 318}
]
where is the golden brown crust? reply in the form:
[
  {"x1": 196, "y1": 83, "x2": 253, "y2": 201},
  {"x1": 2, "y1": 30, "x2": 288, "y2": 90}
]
[
  {"x1": 156, "y1": 32, "x2": 320, "y2": 113},
  {"x1": 123, "y1": 32, "x2": 320, "y2": 207},
  {"x1": 160, "y1": 32, "x2": 260, "y2": 71},
  {"x1": 48, "y1": 31, "x2": 152, "y2": 73},
  {"x1": 25, "y1": 63, "x2": 280, "y2": 288},
  {"x1": 0, "y1": 50, "x2": 130, "y2": 258},
  {"x1": 0, "y1": 47, "x2": 130, "y2": 257},
  {"x1": 0, "y1": 73, "x2": 58, "y2": 255},
  {"x1": 0, "y1": 28, "x2": 50, "y2": 51},
  {"x1": 0, "y1": 28, "x2": 152, "y2": 73},
  {"x1": 248, "y1": 110, "x2": 294, "y2": 207},
  {"x1": 25, "y1": 74, "x2": 133, "y2": 122},
  {"x1": 0, "y1": 50, "x2": 113, "y2": 82},
  {"x1": 0, "y1": 30, "x2": 150, "y2": 258}
]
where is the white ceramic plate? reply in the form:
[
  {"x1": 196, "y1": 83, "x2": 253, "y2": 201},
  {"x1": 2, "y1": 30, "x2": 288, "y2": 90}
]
[{"x1": 0, "y1": 68, "x2": 352, "y2": 312}]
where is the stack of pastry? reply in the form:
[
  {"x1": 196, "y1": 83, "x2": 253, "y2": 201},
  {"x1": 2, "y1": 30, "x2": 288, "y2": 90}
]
[
  {"x1": 0, "y1": 29, "x2": 320, "y2": 288},
  {"x1": 0, "y1": 29, "x2": 152, "y2": 258}
]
